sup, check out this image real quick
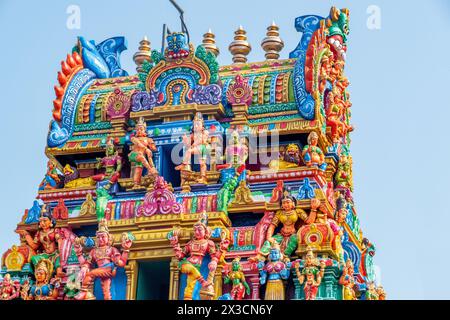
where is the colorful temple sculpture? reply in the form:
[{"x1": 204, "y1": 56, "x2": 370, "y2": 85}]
[{"x1": 0, "y1": 6, "x2": 384, "y2": 300}]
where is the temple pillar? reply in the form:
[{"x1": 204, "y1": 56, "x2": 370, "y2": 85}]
[
  {"x1": 249, "y1": 276, "x2": 261, "y2": 300},
  {"x1": 213, "y1": 265, "x2": 223, "y2": 299},
  {"x1": 230, "y1": 104, "x2": 249, "y2": 126},
  {"x1": 169, "y1": 257, "x2": 180, "y2": 300},
  {"x1": 125, "y1": 260, "x2": 138, "y2": 300}
]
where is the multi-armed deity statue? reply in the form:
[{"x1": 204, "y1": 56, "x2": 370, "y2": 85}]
[
  {"x1": 129, "y1": 117, "x2": 158, "y2": 188},
  {"x1": 73, "y1": 219, "x2": 133, "y2": 300},
  {"x1": 175, "y1": 112, "x2": 211, "y2": 184}
]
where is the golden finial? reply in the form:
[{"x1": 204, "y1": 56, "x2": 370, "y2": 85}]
[
  {"x1": 228, "y1": 25, "x2": 251, "y2": 64},
  {"x1": 261, "y1": 21, "x2": 284, "y2": 60},
  {"x1": 202, "y1": 29, "x2": 220, "y2": 57},
  {"x1": 133, "y1": 36, "x2": 152, "y2": 73}
]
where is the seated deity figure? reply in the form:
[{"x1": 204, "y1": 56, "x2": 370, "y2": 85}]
[
  {"x1": 251, "y1": 192, "x2": 320, "y2": 262},
  {"x1": 302, "y1": 132, "x2": 327, "y2": 171},
  {"x1": 175, "y1": 112, "x2": 211, "y2": 184}
]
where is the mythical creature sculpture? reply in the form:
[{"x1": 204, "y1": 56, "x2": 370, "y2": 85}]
[
  {"x1": 137, "y1": 176, "x2": 183, "y2": 217},
  {"x1": 0, "y1": 274, "x2": 19, "y2": 300},
  {"x1": 168, "y1": 212, "x2": 228, "y2": 300},
  {"x1": 92, "y1": 137, "x2": 122, "y2": 190},
  {"x1": 26, "y1": 258, "x2": 59, "y2": 300},
  {"x1": 16, "y1": 206, "x2": 64, "y2": 277},
  {"x1": 74, "y1": 219, "x2": 133, "y2": 300},
  {"x1": 175, "y1": 112, "x2": 211, "y2": 184},
  {"x1": 294, "y1": 248, "x2": 326, "y2": 300},
  {"x1": 339, "y1": 258, "x2": 357, "y2": 300},
  {"x1": 258, "y1": 243, "x2": 291, "y2": 300},
  {"x1": 252, "y1": 192, "x2": 319, "y2": 261},
  {"x1": 39, "y1": 159, "x2": 62, "y2": 190},
  {"x1": 302, "y1": 132, "x2": 327, "y2": 171},
  {"x1": 224, "y1": 257, "x2": 250, "y2": 300},
  {"x1": 128, "y1": 117, "x2": 157, "y2": 188}
]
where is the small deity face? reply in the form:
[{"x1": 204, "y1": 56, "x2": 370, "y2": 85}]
[
  {"x1": 367, "y1": 282, "x2": 376, "y2": 290},
  {"x1": 136, "y1": 125, "x2": 147, "y2": 137},
  {"x1": 193, "y1": 119, "x2": 204, "y2": 133},
  {"x1": 39, "y1": 216, "x2": 52, "y2": 230},
  {"x1": 106, "y1": 143, "x2": 115, "y2": 156},
  {"x1": 193, "y1": 224, "x2": 207, "y2": 240},
  {"x1": 35, "y1": 268, "x2": 47, "y2": 283},
  {"x1": 281, "y1": 198, "x2": 295, "y2": 211},
  {"x1": 97, "y1": 232, "x2": 110, "y2": 247},
  {"x1": 308, "y1": 135, "x2": 318, "y2": 146},
  {"x1": 231, "y1": 260, "x2": 241, "y2": 272},
  {"x1": 269, "y1": 248, "x2": 281, "y2": 262},
  {"x1": 2, "y1": 274, "x2": 11, "y2": 285},
  {"x1": 47, "y1": 160, "x2": 56, "y2": 170}
]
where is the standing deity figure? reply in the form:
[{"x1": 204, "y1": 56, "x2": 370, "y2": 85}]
[
  {"x1": 339, "y1": 258, "x2": 357, "y2": 300},
  {"x1": 168, "y1": 213, "x2": 222, "y2": 300},
  {"x1": 222, "y1": 129, "x2": 248, "y2": 169},
  {"x1": 258, "y1": 243, "x2": 291, "y2": 300},
  {"x1": 175, "y1": 112, "x2": 211, "y2": 184},
  {"x1": 16, "y1": 206, "x2": 64, "y2": 277},
  {"x1": 365, "y1": 281, "x2": 379, "y2": 300},
  {"x1": 252, "y1": 192, "x2": 319, "y2": 261},
  {"x1": 302, "y1": 132, "x2": 327, "y2": 171},
  {"x1": 93, "y1": 137, "x2": 122, "y2": 190},
  {"x1": 224, "y1": 257, "x2": 250, "y2": 300},
  {"x1": 0, "y1": 274, "x2": 19, "y2": 300},
  {"x1": 128, "y1": 117, "x2": 157, "y2": 187},
  {"x1": 26, "y1": 259, "x2": 59, "y2": 300},
  {"x1": 295, "y1": 248, "x2": 326, "y2": 300},
  {"x1": 74, "y1": 219, "x2": 133, "y2": 300},
  {"x1": 39, "y1": 159, "x2": 61, "y2": 190}
]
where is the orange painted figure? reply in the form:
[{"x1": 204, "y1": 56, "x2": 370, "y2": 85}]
[
  {"x1": 295, "y1": 248, "x2": 326, "y2": 300},
  {"x1": 74, "y1": 219, "x2": 133, "y2": 300}
]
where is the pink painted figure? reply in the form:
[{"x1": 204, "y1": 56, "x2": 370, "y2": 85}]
[
  {"x1": 0, "y1": 274, "x2": 20, "y2": 300},
  {"x1": 74, "y1": 219, "x2": 133, "y2": 300}
]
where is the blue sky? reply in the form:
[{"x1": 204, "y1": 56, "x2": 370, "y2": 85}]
[{"x1": 0, "y1": 0, "x2": 449, "y2": 299}]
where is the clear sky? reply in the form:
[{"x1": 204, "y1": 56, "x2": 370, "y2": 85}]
[{"x1": 0, "y1": 0, "x2": 449, "y2": 300}]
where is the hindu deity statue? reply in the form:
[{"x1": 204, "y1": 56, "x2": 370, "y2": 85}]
[
  {"x1": 326, "y1": 86, "x2": 353, "y2": 143},
  {"x1": 175, "y1": 112, "x2": 211, "y2": 184},
  {"x1": 294, "y1": 248, "x2": 326, "y2": 300},
  {"x1": 26, "y1": 258, "x2": 59, "y2": 300},
  {"x1": 231, "y1": 180, "x2": 253, "y2": 205},
  {"x1": 258, "y1": 243, "x2": 291, "y2": 300},
  {"x1": 16, "y1": 206, "x2": 64, "y2": 277},
  {"x1": 269, "y1": 144, "x2": 302, "y2": 170},
  {"x1": 252, "y1": 192, "x2": 319, "y2": 261},
  {"x1": 269, "y1": 180, "x2": 284, "y2": 203},
  {"x1": 0, "y1": 274, "x2": 19, "y2": 300},
  {"x1": 128, "y1": 117, "x2": 157, "y2": 188},
  {"x1": 168, "y1": 212, "x2": 224, "y2": 300},
  {"x1": 222, "y1": 129, "x2": 248, "y2": 170},
  {"x1": 79, "y1": 193, "x2": 96, "y2": 217},
  {"x1": 302, "y1": 132, "x2": 327, "y2": 171},
  {"x1": 39, "y1": 159, "x2": 61, "y2": 190},
  {"x1": 339, "y1": 258, "x2": 357, "y2": 300},
  {"x1": 335, "y1": 155, "x2": 353, "y2": 192},
  {"x1": 376, "y1": 285, "x2": 386, "y2": 300},
  {"x1": 92, "y1": 137, "x2": 122, "y2": 190},
  {"x1": 73, "y1": 219, "x2": 133, "y2": 300},
  {"x1": 365, "y1": 281, "x2": 379, "y2": 300},
  {"x1": 224, "y1": 257, "x2": 250, "y2": 300}
]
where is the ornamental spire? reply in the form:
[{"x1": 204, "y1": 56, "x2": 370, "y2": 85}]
[{"x1": 229, "y1": 26, "x2": 251, "y2": 64}]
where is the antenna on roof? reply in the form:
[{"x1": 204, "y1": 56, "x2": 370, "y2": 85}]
[
  {"x1": 169, "y1": 0, "x2": 190, "y2": 44},
  {"x1": 161, "y1": 23, "x2": 167, "y2": 54}
]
